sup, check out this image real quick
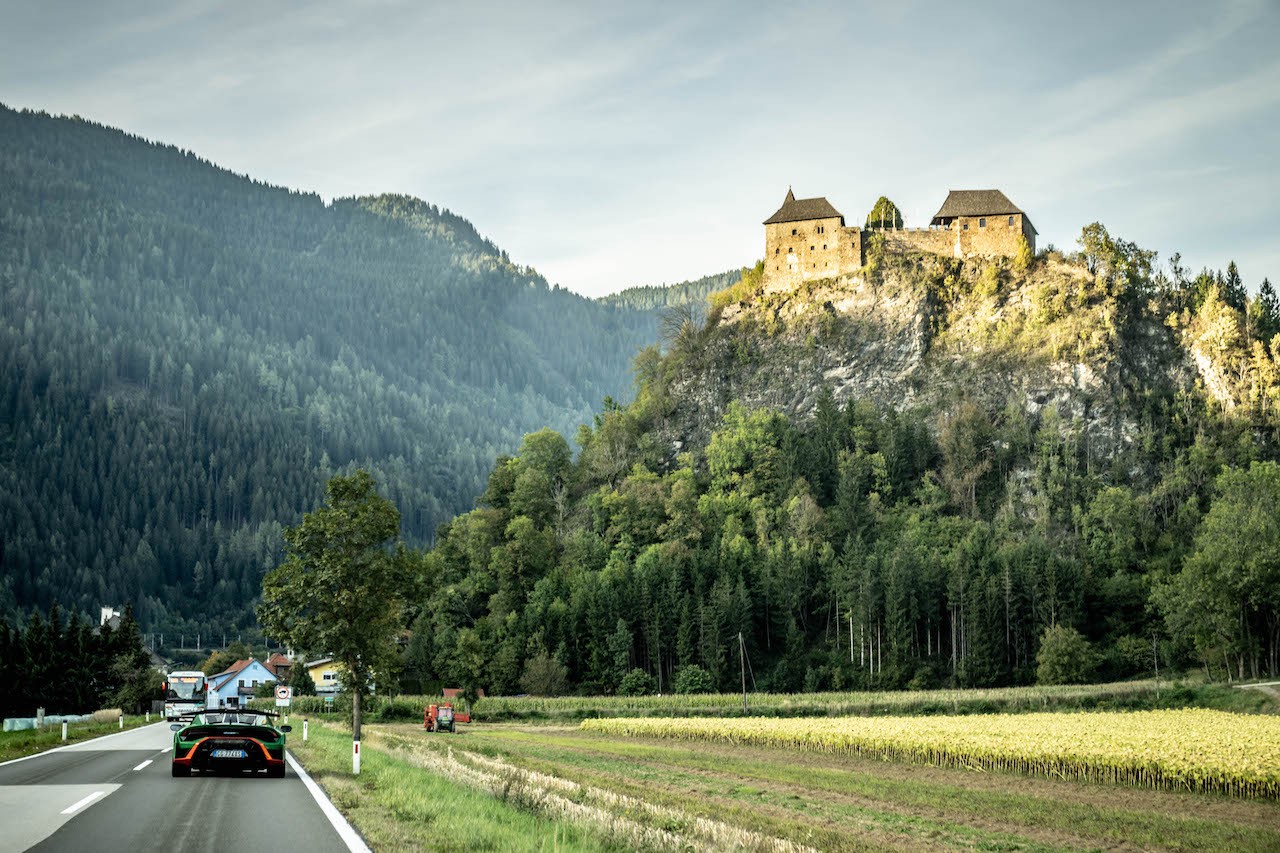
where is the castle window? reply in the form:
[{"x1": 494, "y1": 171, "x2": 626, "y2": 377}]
[
  {"x1": 792, "y1": 228, "x2": 797, "y2": 236},
  {"x1": 810, "y1": 246, "x2": 814, "y2": 251},
  {"x1": 823, "y1": 244, "x2": 827, "y2": 250},
  {"x1": 775, "y1": 248, "x2": 779, "y2": 254},
  {"x1": 1008, "y1": 216, "x2": 1015, "y2": 226},
  {"x1": 979, "y1": 218, "x2": 986, "y2": 228},
  {"x1": 788, "y1": 247, "x2": 793, "y2": 253},
  {"x1": 963, "y1": 223, "x2": 969, "y2": 230}
]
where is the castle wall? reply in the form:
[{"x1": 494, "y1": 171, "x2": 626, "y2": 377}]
[
  {"x1": 761, "y1": 203, "x2": 1033, "y2": 288},
  {"x1": 883, "y1": 228, "x2": 956, "y2": 257},
  {"x1": 764, "y1": 216, "x2": 861, "y2": 289},
  {"x1": 951, "y1": 212, "x2": 1032, "y2": 257}
]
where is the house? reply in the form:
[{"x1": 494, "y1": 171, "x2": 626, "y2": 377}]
[
  {"x1": 208, "y1": 658, "x2": 277, "y2": 709},
  {"x1": 305, "y1": 658, "x2": 343, "y2": 694},
  {"x1": 263, "y1": 652, "x2": 293, "y2": 681}
]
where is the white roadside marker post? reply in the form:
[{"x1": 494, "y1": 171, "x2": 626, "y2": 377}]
[
  {"x1": 303, "y1": 720, "x2": 308, "y2": 742},
  {"x1": 118, "y1": 714, "x2": 123, "y2": 730},
  {"x1": 146, "y1": 711, "x2": 150, "y2": 723},
  {"x1": 62, "y1": 721, "x2": 67, "y2": 742},
  {"x1": 353, "y1": 740, "x2": 360, "y2": 775}
]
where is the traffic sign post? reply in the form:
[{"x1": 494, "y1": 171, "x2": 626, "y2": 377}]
[{"x1": 274, "y1": 685, "x2": 292, "y2": 707}]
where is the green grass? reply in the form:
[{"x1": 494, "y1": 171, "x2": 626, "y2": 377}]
[
  {"x1": 0, "y1": 715, "x2": 153, "y2": 763},
  {"x1": 286, "y1": 720, "x2": 619, "y2": 852}
]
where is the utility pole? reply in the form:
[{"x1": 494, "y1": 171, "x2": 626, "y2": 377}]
[{"x1": 738, "y1": 632, "x2": 748, "y2": 714}]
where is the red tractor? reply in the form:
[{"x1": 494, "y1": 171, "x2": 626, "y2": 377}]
[{"x1": 423, "y1": 702, "x2": 470, "y2": 732}]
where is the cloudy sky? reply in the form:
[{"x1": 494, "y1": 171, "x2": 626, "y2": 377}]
[{"x1": 2, "y1": 0, "x2": 1277, "y2": 297}]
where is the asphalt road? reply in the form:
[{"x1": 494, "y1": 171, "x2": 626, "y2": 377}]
[{"x1": 0, "y1": 723, "x2": 359, "y2": 853}]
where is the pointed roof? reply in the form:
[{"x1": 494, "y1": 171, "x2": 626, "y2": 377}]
[
  {"x1": 763, "y1": 188, "x2": 844, "y2": 225},
  {"x1": 210, "y1": 658, "x2": 273, "y2": 691},
  {"x1": 264, "y1": 653, "x2": 292, "y2": 677},
  {"x1": 931, "y1": 190, "x2": 1036, "y2": 233}
]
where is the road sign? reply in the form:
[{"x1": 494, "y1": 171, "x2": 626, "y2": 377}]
[{"x1": 275, "y1": 685, "x2": 292, "y2": 706}]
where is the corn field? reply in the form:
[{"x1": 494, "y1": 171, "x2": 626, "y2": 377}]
[{"x1": 582, "y1": 708, "x2": 1280, "y2": 799}]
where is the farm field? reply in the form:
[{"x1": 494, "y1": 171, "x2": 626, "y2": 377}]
[
  {"x1": 584, "y1": 709, "x2": 1280, "y2": 798},
  {"x1": 326, "y1": 719, "x2": 1280, "y2": 852}
]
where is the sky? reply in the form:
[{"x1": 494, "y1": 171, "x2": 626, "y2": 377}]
[{"x1": 2, "y1": 0, "x2": 1278, "y2": 298}]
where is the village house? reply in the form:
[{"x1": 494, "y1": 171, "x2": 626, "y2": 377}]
[{"x1": 207, "y1": 658, "x2": 276, "y2": 709}]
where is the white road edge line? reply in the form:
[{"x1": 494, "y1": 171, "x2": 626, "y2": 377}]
[
  {"x1": 286, "y1": 751, "x2": 370, "y2": 853},
  {"x1": 133, "y1": 759, "x2": 153, "y2": 771},
  {"x1": 61, "y1": 790, "x2": 106, "y2": 815},
  {"x1": 0, "y1": 722, "x2": 169, "y2": 769},
  {"x1": 161, "y1": 746, "x2": 172, "y2": 753}
]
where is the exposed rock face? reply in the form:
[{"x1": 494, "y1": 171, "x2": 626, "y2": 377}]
[{"x1": 655, "y1": 253, "x2": 1204, "y2": 462}]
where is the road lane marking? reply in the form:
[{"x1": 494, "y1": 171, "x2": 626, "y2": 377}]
[
  {"x1": 133, "y1": 760, "x2": 152, "y2": 771},
  {"x1": 286, "y1": 752, "x2": 370, "y2": 852},
  {"x1": 61, "y1": 790, "x2": 106, "y2": 814},
  {"x1": 161, "y1": 746, "x2": 172, "y2": 753}
]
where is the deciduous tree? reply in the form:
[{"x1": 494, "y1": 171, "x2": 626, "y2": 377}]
[{"x1": 258, "y1": 470, "x2": 409, "y2": 759}]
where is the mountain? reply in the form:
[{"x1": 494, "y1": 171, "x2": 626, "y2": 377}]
[
  {"x1": 599, "y1": 269, "x2": 740, "y2": 313},
  {"x1": 0, "y1": 105, "x2": 661, "y2": 636},
  {"x1": 410, "y1": 233, "x2": 1280, "y2": 695}
]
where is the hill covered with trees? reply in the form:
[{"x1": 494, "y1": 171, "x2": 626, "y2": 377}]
[
  {"x1": 0, "y1": 105, "x2": 664, "y2": 637},
  {"x1": 408, "y1": 231, "x2": 1280, "y2": 695},
  {"x1": 599, "y1": 269, "x2": 739, "y2": 313}
]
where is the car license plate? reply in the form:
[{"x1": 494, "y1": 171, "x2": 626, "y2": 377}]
[{"x1": 211, "y1": 749, "x2": 247, "y2": 759}]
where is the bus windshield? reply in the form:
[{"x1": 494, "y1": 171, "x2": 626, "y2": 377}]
[{"x1": 166, "y1": 674, "x2": 207, "y2": 701}]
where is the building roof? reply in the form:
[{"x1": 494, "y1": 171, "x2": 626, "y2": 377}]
[
  {"x1": 211, "y1": 658, "x2": 277, "y2": 691},
  {"x1": 931, "y1": 190, "x2": 1037, "y2": 233},
  {"x1": 763, "y1": 189, "x2": 844, "y2": 225},
  {"x1": 264, "y1": 653, "x2": 292, "y2": 677}
]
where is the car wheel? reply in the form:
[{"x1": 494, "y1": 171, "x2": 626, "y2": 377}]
[{"x1": 171, "y1": 763, "x2": 190, "y2": 777}]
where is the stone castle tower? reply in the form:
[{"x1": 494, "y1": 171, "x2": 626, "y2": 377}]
[{"x1": 763, "y1": 188, "x2": 1036, "y2": 287}]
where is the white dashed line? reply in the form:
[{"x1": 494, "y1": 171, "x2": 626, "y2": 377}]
[
  {"x1": 61, "y1": 790, "x2": 106, "y2": 815},
  {"x1": 133, "y1": 760, "x2": 152, "y2": 771},
  {"x1": 161, "y1": 746, "x2": 172, "y2": 753}
]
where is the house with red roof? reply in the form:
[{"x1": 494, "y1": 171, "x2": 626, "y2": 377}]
[{"x1": 207, "y1": 658, "x2": 277, "y2": 709}]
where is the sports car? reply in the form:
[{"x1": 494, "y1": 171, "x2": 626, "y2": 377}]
[{"x1": 170, "y1": 711, "x2": 291, "y2": 777}]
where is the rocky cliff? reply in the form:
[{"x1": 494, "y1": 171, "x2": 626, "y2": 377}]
[{"x1": 648, "y1": 244, "x2": 1255, "y2": 468}]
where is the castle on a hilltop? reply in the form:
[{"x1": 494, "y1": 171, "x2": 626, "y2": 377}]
[{"x1": 763, "y1": 188, "x2": 1036, "y2": 285}]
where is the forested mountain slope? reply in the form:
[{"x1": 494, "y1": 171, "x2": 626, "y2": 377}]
[
  {"x1": 600, "y1": 269, "x2": 739, "y2": 312},
  {"x1": 0, "y1": 105, "x2": 657, "y2": 635},
  {"x1": 411, "y1": 233, "x2": 1280, "y2": 695}
]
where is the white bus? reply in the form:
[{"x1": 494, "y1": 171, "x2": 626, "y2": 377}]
[{"x1": 163, "y1": 671, "x2": 208, "y2": 721}]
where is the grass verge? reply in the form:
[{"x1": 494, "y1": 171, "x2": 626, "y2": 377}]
[
  {"x1": 0, "y1": 715, "x2": 153, "y2": 763},
  {"x1": 285, "y1": 719, "x2": 619, "y2": 852}
]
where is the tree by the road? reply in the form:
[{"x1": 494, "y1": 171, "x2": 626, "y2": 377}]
[{"x1": 258, "y1": 470, "x2": 410, "y2": 754}]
